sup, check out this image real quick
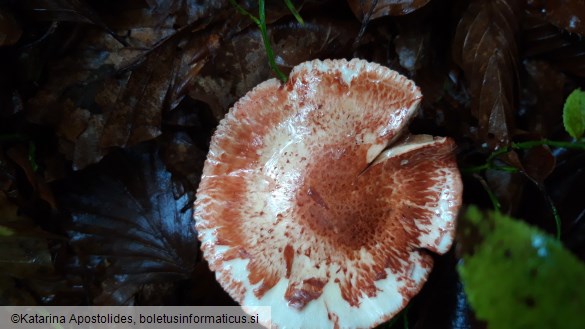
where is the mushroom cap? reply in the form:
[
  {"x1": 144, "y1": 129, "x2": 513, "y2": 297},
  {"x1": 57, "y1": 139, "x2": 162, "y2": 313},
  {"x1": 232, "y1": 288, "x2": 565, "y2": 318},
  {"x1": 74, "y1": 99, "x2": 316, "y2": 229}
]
[{"x1": 194, "y1": 58, "x2": 462, "y2": 329}]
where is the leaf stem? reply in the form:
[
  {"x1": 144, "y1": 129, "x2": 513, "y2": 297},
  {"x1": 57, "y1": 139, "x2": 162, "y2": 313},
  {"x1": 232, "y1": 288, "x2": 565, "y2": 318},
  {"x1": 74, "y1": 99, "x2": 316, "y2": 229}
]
[
  {"x1": 228, "y1": 0, "x2": 289, "y2": 83},
  {"x1": 0, "y1": 133, "x2": 29, "y2": 142},
  {"x1": 228, "y1": 0, "x2": 260, "y2": 24},
  {"x1": 541, "y1": 188, "x2": 561, "y2": 240},
  {"x1": 512, "y1": 139, "x2": 585, "y2": 150},
  {"x1": 258, "y1": 0, "x2": 287, "y2": 83},
  {"x1": 463, "y1": 138, "x2": 585, "y2": 174},
  {"x1": 283, "y1": 0, "x2": 304, "y2": 24}
]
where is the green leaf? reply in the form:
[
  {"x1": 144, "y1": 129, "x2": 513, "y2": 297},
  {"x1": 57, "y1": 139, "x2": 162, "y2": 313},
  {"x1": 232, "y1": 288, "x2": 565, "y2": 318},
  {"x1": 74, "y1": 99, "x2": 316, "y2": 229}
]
[
  {"x1": 563, "y1": 88, "x2": 585, "y2": 139},
  {"x1": 458, "y1": 206, "x2": 585, "y2": 329}
]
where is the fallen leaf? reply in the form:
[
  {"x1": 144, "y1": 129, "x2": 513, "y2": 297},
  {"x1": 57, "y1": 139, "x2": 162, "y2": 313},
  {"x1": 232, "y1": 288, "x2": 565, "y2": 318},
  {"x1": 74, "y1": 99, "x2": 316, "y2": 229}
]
[
  {"x1": 188, "y1": 17, "x2": 358, "y2": 119},
  {"x1": 26, "y1": 27, "x2": 194, "y2": 169},
  {"x1": 523, "y1": 13, "x2": 585, "y2": 77},
  {"x1": 57, "y1": 143, "x2": 197, "y2": 305},
  {"x1": 24, "y1": 0, "x2": 128, "y2": 45},
  {"x1": 453, "y1": 0, "x2": 522, "y2": 149},
  {"x1": 519, "y1": 60, "x2": 566, "y2": 137},
  {"x1": 347, "y1": 0, "x2": 431, "y2": 21},
  {"x1": 540, "y1": 0, "x2": 585, "y2": 37}
]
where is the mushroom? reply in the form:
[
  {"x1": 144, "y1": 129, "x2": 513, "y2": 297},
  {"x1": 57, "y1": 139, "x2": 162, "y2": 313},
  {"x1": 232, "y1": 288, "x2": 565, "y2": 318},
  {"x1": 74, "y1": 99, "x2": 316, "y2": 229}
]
[{"x1": 194, "y1": 58, "x2": 462, "y2": 329}]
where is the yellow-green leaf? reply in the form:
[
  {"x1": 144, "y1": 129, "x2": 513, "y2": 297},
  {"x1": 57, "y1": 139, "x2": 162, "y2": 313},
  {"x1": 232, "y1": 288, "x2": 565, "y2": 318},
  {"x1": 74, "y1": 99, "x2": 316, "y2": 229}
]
[
  {"x1": 458, "y1": 206, "x2": 585, "y2": 329},
  {"x1": 563, "y1": 88, "x2": 585, "y2": 139}
]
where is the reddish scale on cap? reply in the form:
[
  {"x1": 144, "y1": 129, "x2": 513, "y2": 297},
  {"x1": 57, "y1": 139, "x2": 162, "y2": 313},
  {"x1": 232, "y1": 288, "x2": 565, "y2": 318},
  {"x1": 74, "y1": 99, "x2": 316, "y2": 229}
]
[{"x1": 195, "y1": 59, "x2": 462, "y2": 329}]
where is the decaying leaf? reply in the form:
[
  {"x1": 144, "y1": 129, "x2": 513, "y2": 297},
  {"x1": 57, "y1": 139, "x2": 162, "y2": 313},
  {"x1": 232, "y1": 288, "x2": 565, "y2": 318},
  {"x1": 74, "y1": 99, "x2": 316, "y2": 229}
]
[
  {"x1": 519, "y1": 60, "x2": 566, "y2": 137},
  {"x1": 1, "y1": 0, "x2": 585, "y2": 320},
  {"x1": 523, "y1": 13, "x2": 585, "y2": 77},
  {"x1": 188, "y1": 17, "x2": 358, "y2": 119},
  {"x1": 458, "y1": 206, "x2": 585, "y2": 329},
  {"x1": 453, "y1": 0, "x2": 522, "y2": 149},
  {"x1": 26, "y1": 21, "x2": 206, "y2": 169},
  {"x1": 536, "y1": 0, "x2": 585, "y2": 37},
  {"x1": 57, "y1": 143, "x2": 197, "y2": 305},
  {"x1": 347, "y1": 0, "x2": 431, "y2": 21}
]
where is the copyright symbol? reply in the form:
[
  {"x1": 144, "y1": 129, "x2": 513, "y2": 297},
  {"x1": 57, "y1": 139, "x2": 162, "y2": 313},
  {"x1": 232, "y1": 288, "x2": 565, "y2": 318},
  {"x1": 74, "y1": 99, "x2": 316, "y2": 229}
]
[{"x1": 11, "y1": 314, "x2": 20, "y2": 324}]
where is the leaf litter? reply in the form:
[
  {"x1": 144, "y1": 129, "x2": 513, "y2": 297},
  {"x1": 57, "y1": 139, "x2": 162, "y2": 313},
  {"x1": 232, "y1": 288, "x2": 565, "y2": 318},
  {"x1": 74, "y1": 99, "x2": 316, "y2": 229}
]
[{"x1": 0, "y1": 0, "x2": 584, "y2": 328}]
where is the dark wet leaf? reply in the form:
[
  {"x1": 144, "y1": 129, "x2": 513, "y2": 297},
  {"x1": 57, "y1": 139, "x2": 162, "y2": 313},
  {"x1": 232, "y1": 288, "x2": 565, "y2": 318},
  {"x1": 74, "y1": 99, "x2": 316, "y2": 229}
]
[
  {"x1": 393, "y1": 1, "x2": 453, "y2": 107},
  {"x1": 458, "y1": 206, "x2": 585, "y2": 329},
  {"x1": 394, "y1": 11, "x2": 432, "y2": 75},
  {"x1": 57, "y1": 143, "x2": 197, "y2": 305},
  {"x1": 538, "y1": 0, "x2": 585, "y2": 37},
  {"x1": 188, "y1": 17, "x2": 358, "y2": 119},
  {"x1": 522, "y1": 13, "x2": 585, "y2": 77},
  {"x1": 161, "y1": 131, "x2": 207, "y2": 193},
  {"x1": 26, "y1": 25, "x2": 196, "y2": 169},
  {"x1": 347, "y1": 0, "x2": 431, "y2": 21},
  {"x1": 520, "y1": 144, "x2": 556, "y2": 184},
  {"x1": 136, "y1": 0, "x2": 227, "y2": 28},
  {"x1": 26, "y1": 0, "x2": 111, "y2": 24},
  {"x1": 453, "y1": 0, "x2": 523, "y2": 149},
  {"x1": 23, "y1": 0, "x2": 130, "y2": 45},
  {"x1": 24, "y1": 1, "x2": 254, "y2": 170},
  {"x1": 519, "y1": 60, "x2": 566, "y2": 137}
]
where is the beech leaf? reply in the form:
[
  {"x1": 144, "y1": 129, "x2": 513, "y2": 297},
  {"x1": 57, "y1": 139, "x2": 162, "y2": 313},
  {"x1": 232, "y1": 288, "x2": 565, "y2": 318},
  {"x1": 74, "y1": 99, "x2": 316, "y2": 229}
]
[
  {"x1": 188, "y1": 17, "x2": 357, "y2": 119},
  {"x1": 346, "y1": 0, "x2": 431, "y2": 21},
  {"x1": 541, "y1": 0, "x2": 585, "y2": 37},
  {"x1": 523, "y1": 13, "x2": 585, "y2": 77},
  {"x1": 453, "y1": 0, "x2": 522, "y2": 149},
  {"x1": 58, "y1": 144, "x2": 197, "y2": 305}
]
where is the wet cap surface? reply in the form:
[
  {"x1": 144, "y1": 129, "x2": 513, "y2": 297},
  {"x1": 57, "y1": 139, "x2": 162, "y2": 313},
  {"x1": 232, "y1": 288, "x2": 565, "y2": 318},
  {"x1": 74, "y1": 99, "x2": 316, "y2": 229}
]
[{"x1": 194, "y1": 58, "x2": 462, "y2": 329}]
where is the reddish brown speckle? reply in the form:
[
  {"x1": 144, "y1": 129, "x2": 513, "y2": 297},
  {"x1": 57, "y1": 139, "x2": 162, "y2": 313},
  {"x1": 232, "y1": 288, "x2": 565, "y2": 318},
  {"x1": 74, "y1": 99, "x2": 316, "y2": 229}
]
[
  {"x1": 194, "y1": 59, "x2": 462, "y2": 328},
  {"x1": 285, "y1": 278, "x2": 327, "y2": 310},
  {"x1": 282, "y1": 245, "x2": 294, "y2": 279}
]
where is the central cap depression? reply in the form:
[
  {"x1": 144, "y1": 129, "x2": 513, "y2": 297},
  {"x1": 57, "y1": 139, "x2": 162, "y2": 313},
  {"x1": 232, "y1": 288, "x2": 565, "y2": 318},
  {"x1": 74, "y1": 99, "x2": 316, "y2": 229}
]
[{"x1": 194, "y1": 58, "x2": 462, "y2": 329}]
